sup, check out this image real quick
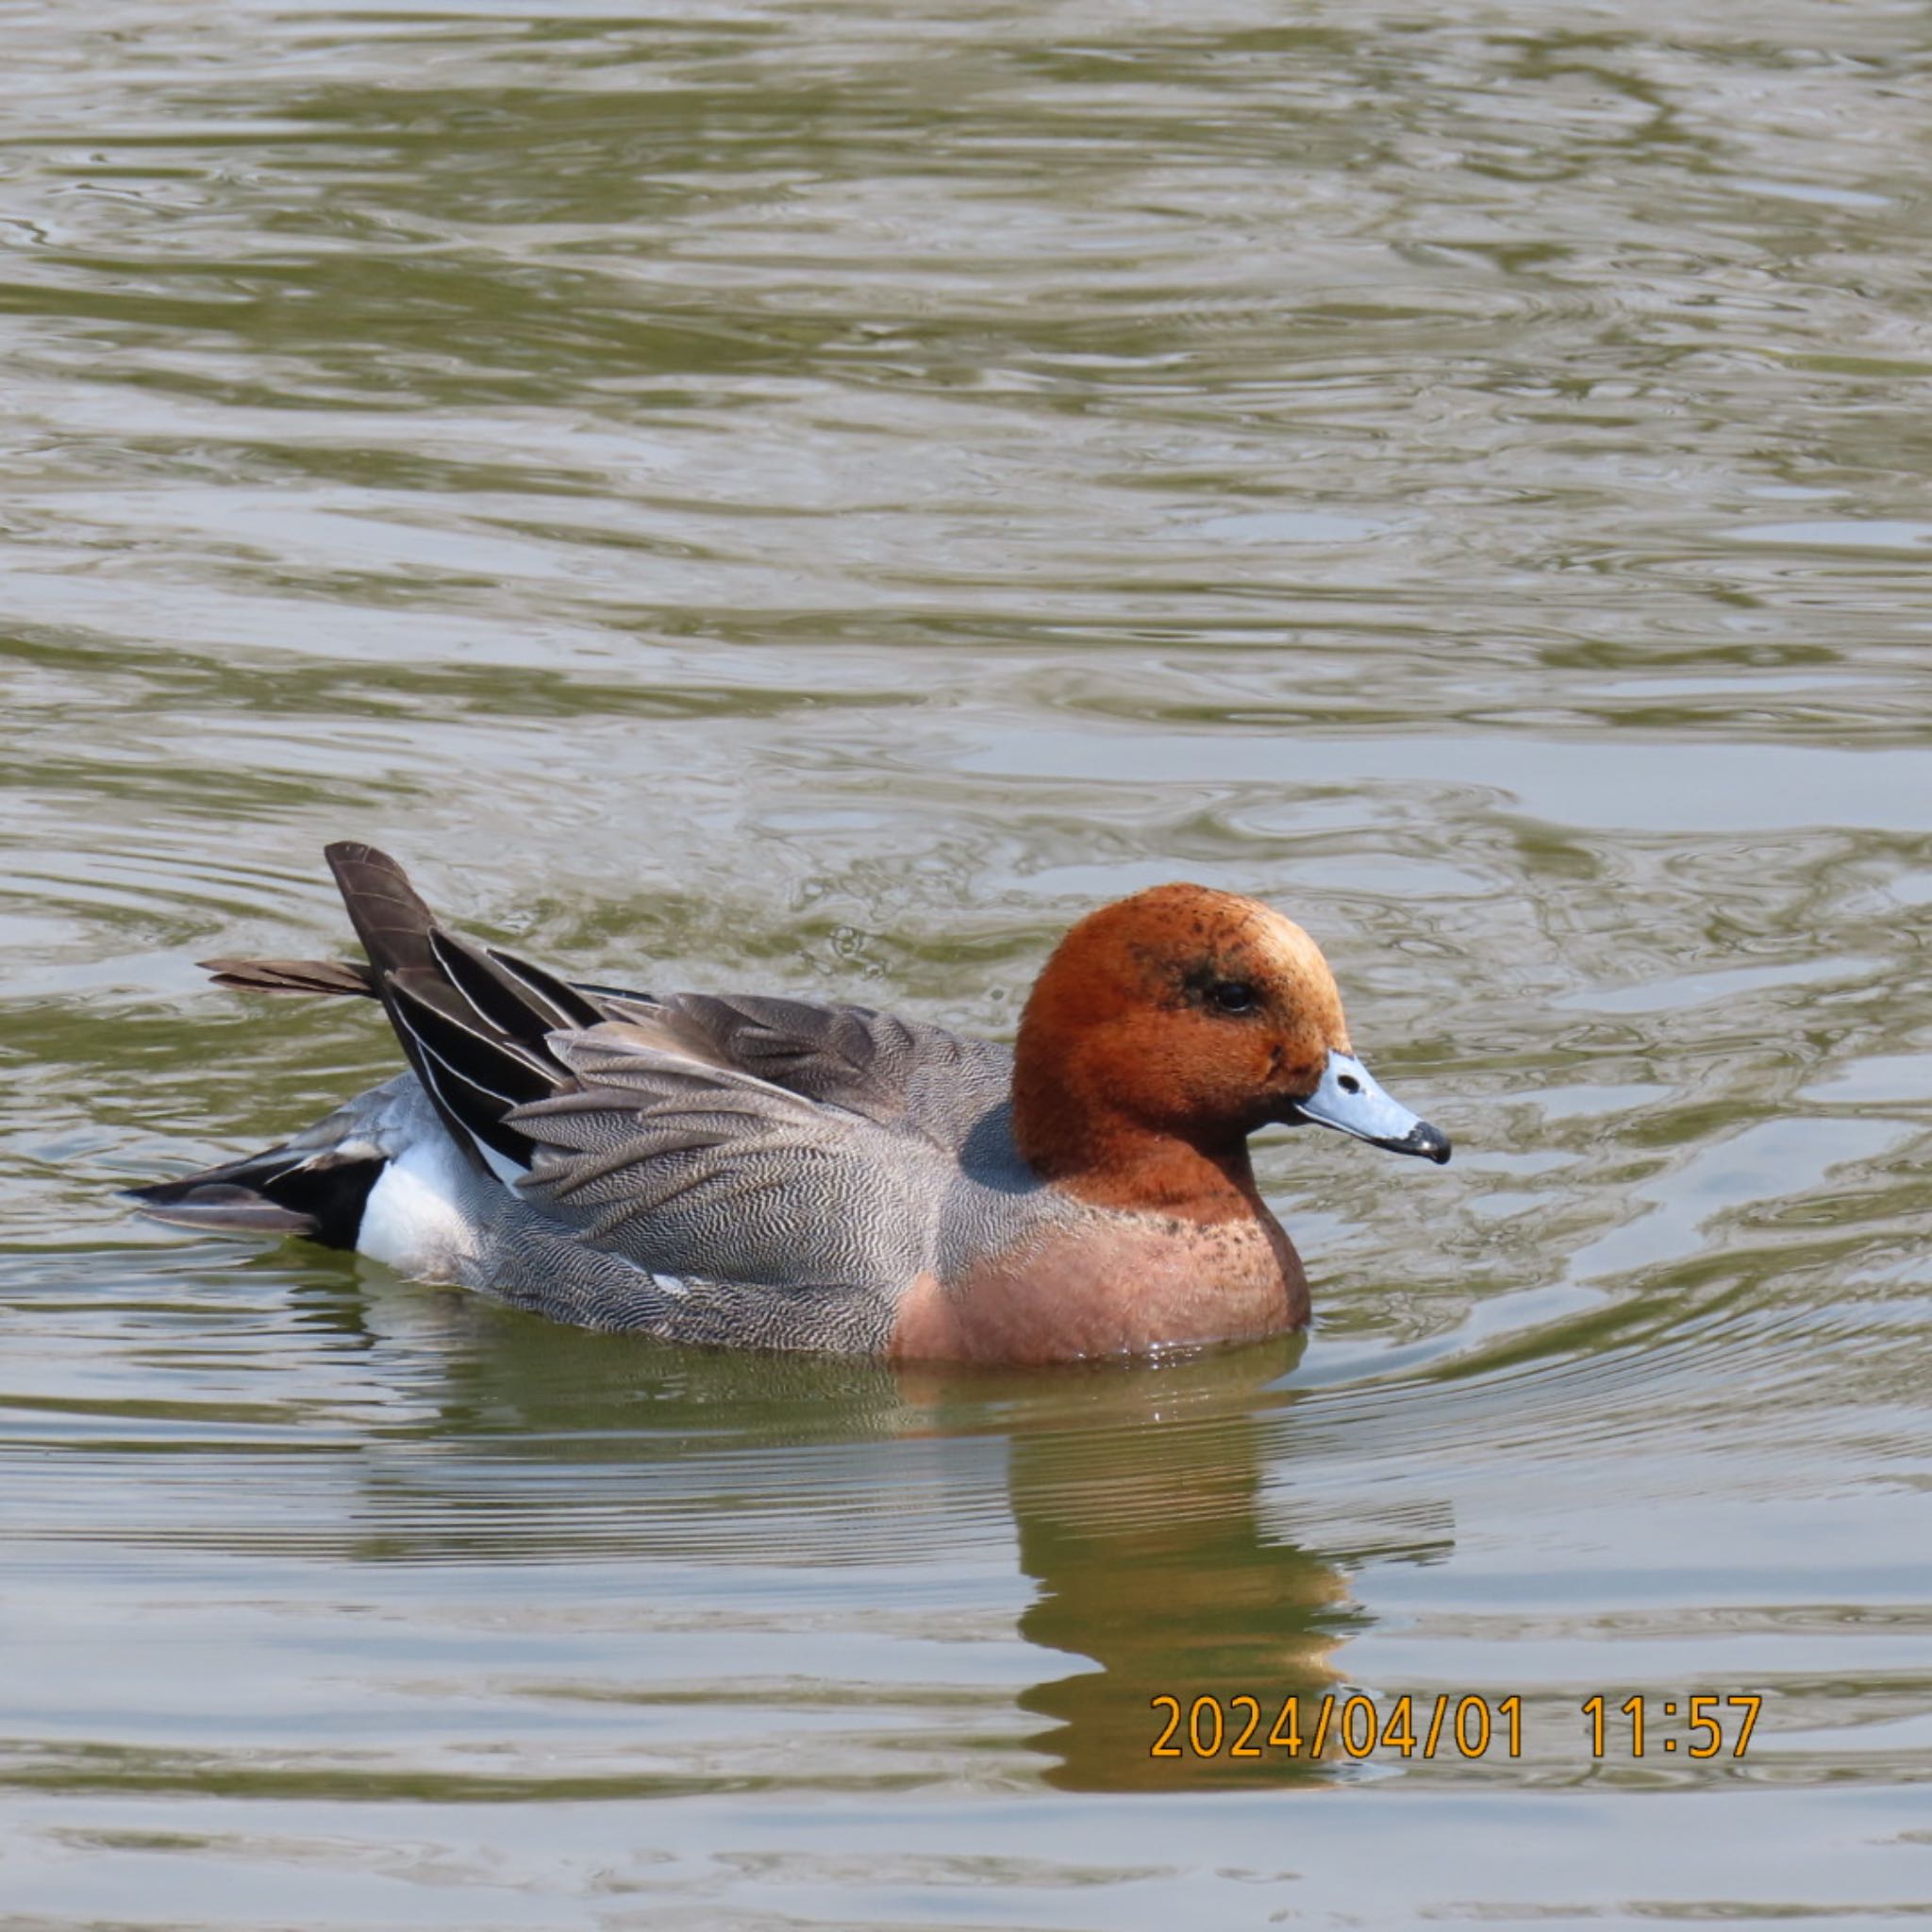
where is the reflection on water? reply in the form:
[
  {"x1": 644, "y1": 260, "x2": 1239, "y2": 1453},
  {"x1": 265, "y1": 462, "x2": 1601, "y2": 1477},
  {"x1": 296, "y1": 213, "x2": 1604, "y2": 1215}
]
[
  {"x1": 1008, "y1": 1341, "x2": 1357, "y2": 1792},
  {"x1": 337, "y1": 1294, "x2": 1356, "y2": 1795},
  {"x1": 5, "y1": 0, "x2": 1932, "y2": 1922},
  {"x1": 424, "y1": 1329, "x2": 1368, "y2": 1797}
]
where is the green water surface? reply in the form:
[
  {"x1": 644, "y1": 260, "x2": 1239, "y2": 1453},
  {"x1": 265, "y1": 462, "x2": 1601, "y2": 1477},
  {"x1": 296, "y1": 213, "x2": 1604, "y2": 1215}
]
[{"x1": 4, "y1": 1, "x2": 1930, "y2": 1924}]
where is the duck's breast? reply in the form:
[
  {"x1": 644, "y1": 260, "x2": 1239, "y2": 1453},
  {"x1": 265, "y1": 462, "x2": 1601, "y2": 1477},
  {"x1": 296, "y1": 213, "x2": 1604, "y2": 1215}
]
[{"x1": 891, "y1": 1204, "x2": 1307, "y2": 1364}]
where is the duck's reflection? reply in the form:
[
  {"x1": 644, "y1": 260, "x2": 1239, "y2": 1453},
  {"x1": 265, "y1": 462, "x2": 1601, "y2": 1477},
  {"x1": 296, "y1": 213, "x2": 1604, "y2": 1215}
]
[
  {"x1": 944, "y1": 1340, "x2": 1357, "y2": 1790},
  {"x1": 341, "y1": 1270, "x2": 1445, "y2": 1792}
]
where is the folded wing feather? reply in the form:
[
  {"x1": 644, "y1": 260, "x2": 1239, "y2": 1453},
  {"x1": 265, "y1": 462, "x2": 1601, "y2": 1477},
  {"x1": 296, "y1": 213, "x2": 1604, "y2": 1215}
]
[{"x1": 510, "y1": 1024, "x2": 941, "y2": 1291}]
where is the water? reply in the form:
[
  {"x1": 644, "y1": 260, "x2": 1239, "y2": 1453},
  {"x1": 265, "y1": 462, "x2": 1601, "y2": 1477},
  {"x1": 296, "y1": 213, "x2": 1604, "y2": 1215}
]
[{"x1": 5, "y1": 0, "x2": 1931, "y2": 1923}]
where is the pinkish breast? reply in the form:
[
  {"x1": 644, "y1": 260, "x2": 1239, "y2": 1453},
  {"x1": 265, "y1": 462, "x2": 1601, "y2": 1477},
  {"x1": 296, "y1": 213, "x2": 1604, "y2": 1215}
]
[{"x1": 888, "y1": 1210, "x2": 1308, "y2": 1365}]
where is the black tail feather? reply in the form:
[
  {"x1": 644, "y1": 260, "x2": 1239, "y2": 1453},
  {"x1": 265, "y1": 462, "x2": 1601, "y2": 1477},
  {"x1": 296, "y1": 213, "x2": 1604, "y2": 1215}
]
[{"x1": 126, "y1": 1146, "x2": 383, "y2": 1247}]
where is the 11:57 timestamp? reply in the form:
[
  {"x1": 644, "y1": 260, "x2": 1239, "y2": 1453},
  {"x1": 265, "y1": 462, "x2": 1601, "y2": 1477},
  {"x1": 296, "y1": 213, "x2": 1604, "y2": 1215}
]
[{"x1": 1583, "y1": 1693, "x2": 1761, "y2": 1757}]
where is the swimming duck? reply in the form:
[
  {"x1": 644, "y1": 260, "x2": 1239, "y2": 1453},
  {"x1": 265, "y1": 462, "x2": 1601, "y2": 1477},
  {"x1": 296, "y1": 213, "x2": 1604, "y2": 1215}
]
[{"x1": 130, "y1": 844, "x2": 1448, "y2": 1362}]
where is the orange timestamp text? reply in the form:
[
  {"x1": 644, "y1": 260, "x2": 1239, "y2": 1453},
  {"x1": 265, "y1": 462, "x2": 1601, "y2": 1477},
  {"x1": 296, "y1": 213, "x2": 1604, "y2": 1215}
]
[
  {"x1": 1150, "y1": 1691, "x2": 1766, "y2": 1761},
  {"x1": 1150, "y1": 1692, "x2": 1523, "y2": 1760}
]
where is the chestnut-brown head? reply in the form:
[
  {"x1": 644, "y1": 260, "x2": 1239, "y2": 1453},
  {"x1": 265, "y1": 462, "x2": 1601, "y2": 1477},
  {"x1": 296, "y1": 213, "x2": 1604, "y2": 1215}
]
[{"x1": 1010, "y1": 883, "x2": 1447, "y2": 1206}]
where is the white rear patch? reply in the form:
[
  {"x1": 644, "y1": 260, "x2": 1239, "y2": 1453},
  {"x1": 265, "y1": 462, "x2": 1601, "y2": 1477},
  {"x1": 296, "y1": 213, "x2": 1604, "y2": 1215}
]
[{"x1": 358, "y1": 1139, "x2": 486, "y2": 1278}]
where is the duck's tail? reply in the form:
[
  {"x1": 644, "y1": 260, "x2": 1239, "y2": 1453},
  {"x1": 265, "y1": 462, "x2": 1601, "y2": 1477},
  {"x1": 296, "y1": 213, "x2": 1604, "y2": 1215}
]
[
  {"x1": 319, "y1": 841, "x2": 600, "y2": 1176},
  {"x1": 128, "y1": 842, "x2": 607, "y2": 1242},
  {"x1": 125, "y1": 1136, "x2": 388, "y2": 1244},
  {"x1": 198, "y1": 956, "x2": 376, "y2": 997}
]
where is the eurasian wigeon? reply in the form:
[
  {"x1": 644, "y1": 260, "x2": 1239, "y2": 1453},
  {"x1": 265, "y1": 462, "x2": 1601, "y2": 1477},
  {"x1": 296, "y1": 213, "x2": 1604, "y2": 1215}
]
[{"x1": 130, "y1": 844, "x2": 1448, "y2": 1363}]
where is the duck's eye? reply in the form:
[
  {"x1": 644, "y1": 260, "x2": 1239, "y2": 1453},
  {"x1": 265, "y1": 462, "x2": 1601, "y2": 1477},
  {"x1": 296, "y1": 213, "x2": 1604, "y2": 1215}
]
[{"x1": 1208, "y1": 979, "x2": 1258, "y2": 1014}]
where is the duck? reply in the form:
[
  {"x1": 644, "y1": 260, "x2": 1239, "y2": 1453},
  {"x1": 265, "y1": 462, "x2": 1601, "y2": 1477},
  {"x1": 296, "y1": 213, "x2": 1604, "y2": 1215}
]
[{"x1": 128, "y1": 843, "x2": 1449, "y2": 1363}]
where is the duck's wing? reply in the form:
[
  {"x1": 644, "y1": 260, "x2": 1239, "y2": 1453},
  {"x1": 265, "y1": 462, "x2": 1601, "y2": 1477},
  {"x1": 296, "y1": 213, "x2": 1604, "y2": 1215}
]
[
  {"x1": 317, "y1": 844, "x2": 948, "y2": 1290},
  {"x1": 315, "y1": 841, "x2": 604, "y2": 1181},
  {"x1": 597, "y1": 991, "x2": 1013, "y2": 1154},
  {"x1": 210, "y1": 846, "x2": 1013, "y2": 1156},
  {"x1": 509, "y1": 1024, "x2": 938, "y2": 1291}
]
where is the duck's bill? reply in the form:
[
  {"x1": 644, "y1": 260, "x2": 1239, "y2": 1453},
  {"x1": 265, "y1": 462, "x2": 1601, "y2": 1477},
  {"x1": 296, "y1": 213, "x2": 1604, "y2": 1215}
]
[{"x1": 1283, "y1": 1051, "x2": 1451, "y2": 1164}]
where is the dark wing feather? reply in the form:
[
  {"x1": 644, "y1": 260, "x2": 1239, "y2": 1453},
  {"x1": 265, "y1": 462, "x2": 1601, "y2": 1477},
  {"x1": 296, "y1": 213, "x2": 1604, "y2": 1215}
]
[
  {"x1": 324, "y1": 843, "x2": 582, "y2": 1173},
  {"x1": 326, "y1": 842, "x2": 442, "y2": 979},
  {"x1": 479, "y1": 942, "x2": 605, "y2": 1031},
  {"x1": 428, "y1": 927, "x2": 602, "y2": 1035}
]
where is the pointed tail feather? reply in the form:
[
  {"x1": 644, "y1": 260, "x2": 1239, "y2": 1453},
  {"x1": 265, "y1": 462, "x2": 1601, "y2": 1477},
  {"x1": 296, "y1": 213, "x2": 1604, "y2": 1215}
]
[{"x1": 201, "y1": 957, "x2": 377, "y2": 997}]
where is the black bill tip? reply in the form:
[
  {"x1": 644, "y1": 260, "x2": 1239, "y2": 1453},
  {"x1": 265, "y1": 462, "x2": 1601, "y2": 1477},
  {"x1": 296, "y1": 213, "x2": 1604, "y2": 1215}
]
[{"x1": 1374, "y1": 1120, "x2": 1452, "y2": 1165}]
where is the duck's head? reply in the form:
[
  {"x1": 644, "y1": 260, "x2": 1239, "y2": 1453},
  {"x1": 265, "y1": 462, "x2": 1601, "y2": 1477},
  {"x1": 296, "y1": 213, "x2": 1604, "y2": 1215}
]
[{"x1": 1011, "y1": 883, "x2": 1448, "y2": 1200}]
